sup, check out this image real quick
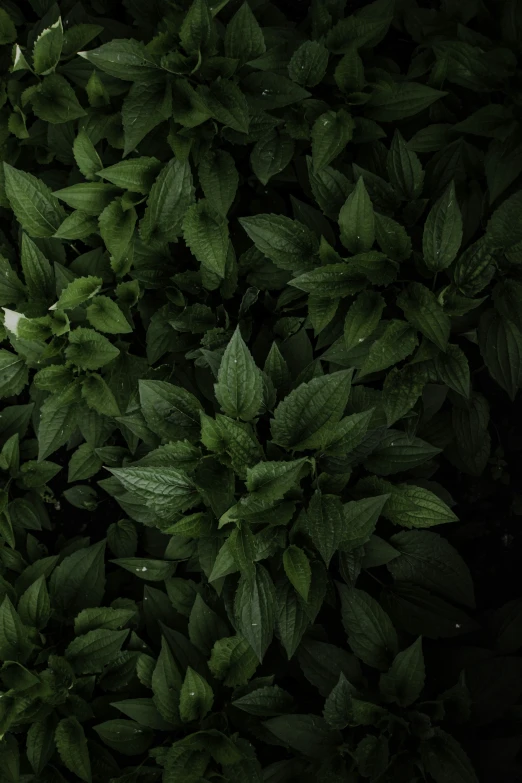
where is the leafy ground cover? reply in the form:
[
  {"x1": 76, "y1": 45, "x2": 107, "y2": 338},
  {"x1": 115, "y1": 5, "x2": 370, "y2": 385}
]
[{"x1": 1, "y1": 0, "x2": 522, "y2": 780}]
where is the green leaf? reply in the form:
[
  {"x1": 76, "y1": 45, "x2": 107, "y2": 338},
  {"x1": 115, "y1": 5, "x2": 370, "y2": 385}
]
[
  {"x1": 55, "y1": 717, "x2": 91, "y2": 783},
  {"x1": 0, "y1": 596, "x2": 33, "y2": 663},
  {"x1": 478, "y1": 309, "x2": 522, "y2": 400},
  {"x1": 79, "y1": 39, "x2": 159, "y2": 81},
  {"x1": 3, "y1": 163, "x2": 65, "y2": 237},
  {"x1": 311, "y1": 110, "x2": 356, "y2": 173},
  {"x1": 32, "y1": 74, "x2": 87, "y2": 124},
  {"x1": 305, "y1": 491, "x2": 344, "y2": 566},
  {"x1": 435, "y1": 344, "x2": 470, "y2": 398},
  {"x1": 290, "y1": 264, "x2": 366, "y2": 297},
  {"x1": 17, "y1": 574, "x2": 51, "y2": 630},
  {"x1": 242, "y1": 72, "x2": 311, "y2": 111},
  {"x1": 179, "y1": 667, "x2": 214, "y2": 722},
  {"x1": 50, "y1": 275, "x2": 102, "y2": 311},
  {"x1": 307, "y1": 157, "x2": 352, "y2": 219},
  {"x1": 339, "y1": 177, "x2": 375, "y2": 253},
  {"x1": 359, "y1": 320, "x2": 418, "y2": 378},
  {"x1": 152, "y1": 636, "x2": 182, "y2": 723},
  {"x1": 98, "y1": 157, "x2": 162, "y2": 194},
  {"x1": 209, "y1": 635, "x2": 258, "y2": 687},
  {"x1": 33, "y1": 19, "x2": 64, "y2": 76},
  {"x1": 49, "y1": 540, "x2": 106, "y2": 616},
  {"x1": 421, "y1": 729, "x2": 479, "y2": 783},
  {"x1": 140, "y1": 159, "x2": 195, "y2": 244},
  {"x1": 38, "y1": 386, "x2": 78, "y2": 461},
  {"x1": 379, "y1": 637, "x2": 425, "y2": 707},
  {"x1": 251, "y1": 132, "x2": 295, "y2": 186},
  {"x1": 202, "y1": 80, "x2": 250, "y2": 133},
  {"x1": 487, "y1": 190, "x2": 522, "y2": 249},
  {"x1": 0, "y1": 8, "x2": 16, "y2": 45},
  {"x1": 65, "y1": 627, "x2": 128, "y2": 674},
  {"x1": 375, "y1": 213, "x2": 412, "y2": 261},
  {"x1": 53, "y1": 182, "x2": 119, "y2": 215},
  {"x1": 263, "y1": 715, "x2": 342, "y2": 759},
  {"x1": 99, "y1": 199, "x2": 136, "y2": 263},
  {"x1": 367, "y1": 82, "x2": 447, "y2": 122},
  {"x1": 335, "y1": 47, "x2": 365, "y2": 92},
  {"x1": 73, "y1": 131, "x2": 103, "y2": 181},
  {"x1": 199, "y1": 149, "x2": 238, "y2": 216},
  {"x1": 397, "y1": 282, "x2": 450, "y2": 351},
  {"x1": 140, "y1": 379, "x2": 202, "y2": 441},
  {"x1": 109, "y1": 466, "x2": 198, "y2": 520},
  {"x1": 340, "y1": 495, "x2": 390, "y2": 551},
  {"x1": 233, "y1": 684, "x2": 293, "y2": 716},
  {"x1": 111, "y1": 557, "x2": 175, "y2": 581},
  {"x1": 338, "y1": 584, "x2": 398, "y2": 670},
  {"x1": 225, "y1": 2, "x2": 265, "y2": 62},
  {"x1": 423, "y1": 182, "x2": 463, "y2": 272},
  {"x1": 183, "y1": 200, "x2": 229, "y2": 280},
  {"x1": 271, "y1": 370, "x2": 352, "y2": 450},
  {"x1": 226, "y1": 458, "x2": 308, "y2": 519},
  {"x1": 344, "y1": 290, "x2": 385, "y2": 351},
  {"x1": 179, "y1": 0, "x2": 215, "y2": 55},
  {"x1": 82, "y1": 373, "x2": 121, "y2": 417},
  {"x1": 388, "y1": 530, "x2": 475, "y2": 608},
  {"x1": 86, "y1": 296, "x2": 131, "y2": 334},
  {"x1": 122, "y1": 75, "x2": 171, "y2": 157},
  {"x1": 383, "y1": 364, "x2": 427, "y2": 425},
  {"x1": 53, "y1": 210, "x2": 98, "y2": 240},
  {"x1": 283, "y1": 546, "x2": 311, "y2": 601},
  {"x1": 0, "y1": 349, "x2": 28, "y2": 399},
  {"x1": 323, "y1": 672, "x2": 356, "y2": 730},
  {"x1": 234, "y1": 564, "x2": 276, "y2": 661},
  {"x1": 214, "y1": 326, "x2": 263, "y2": 421},
  {"x1": 66, "y1": 328, "x2": 119, "y2": 370},
  {"x1": 364, "y1": 431, "x2": 441, "y2": 476},
  {"x1": 239, "y1": 214, "x2": 318, "y2": 271},
  {"x1": 453, "y1": 237, "x2": 496, "y2": 297},
  {"x1": 27, "y1": 716, "x2": 57, "y2": 776},
  {"x1": 387, "y1": 130, "x2": 424, "y2": 200},
  {"x1": 288, "y1": 40, "x2": 329, "y2": 87},
  {"x1": 93, "y1": 720, "x2": 153, "y2": 755}
]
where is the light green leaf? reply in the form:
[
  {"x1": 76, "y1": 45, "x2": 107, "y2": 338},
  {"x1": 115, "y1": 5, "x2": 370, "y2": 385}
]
[
  {"x1": 86, "y1": 295, "x2": 132, "y2": 334},
  {"x1": 339, "y1": 177, "x2": 375, "y2": 253},
  {"x1": 78, "y1": 39, "x2": 159, "y2": 81},
  {"x1": 214, "y1": 326, "x2": 263, "y2": 421},
  {"x1": 50, "y1": 275, "x2": 102, "y2": 311},
  {"x1": 179, "y1": 667, "x2": 214, "y2": 722},
  {"x1": 33, "y1": 18, "x2": 63, "y2": 75},
  {"x1": 271, "y1": 370, "x2": 353, "y2": 450},
  {"x1": 183, "y1": 200, "x2": 229, "y2": 279},
  {"x1": 73, "y1": 130, "x2": 102, "y2": 181},
  {"x1": 53, "y1": 182, "x2": 119, "y2": 215},
  {"x1": 55, "y1": 717, "x2": 91, "y2": 783},
  {"x1": 98, "y1": 157, "x2": 162, "y2": 194},
  {"x1": 423, "y1": 182, "x2": 463, "y2": 272},
  {"x1": 66, "y1": 328, "x2": 119, "y2": 370},
  {"x1": 53, "y1": 210, "x2": 98, "y2": 240},
  {"x1": 68, "y1": 443, "x2": 103, "y2": 482},
  {"x1": 208, "y1": 635, "x2": 258, "y2": 687},
  {"x1": 38, "y1": 386, "x2": 78, "y2": 461},
  {"x1": 99, "y1": 199, "x2": 136, "y2": 263},
  {"x1": 338, "y1": 584, "x2": 398, "y2": 670},
  {"x1": 3, "y1": 163, "x2": 65, "y2": 237},
  {"x1": 283, "y1": 546, "x2": 311, "y2": 601}
]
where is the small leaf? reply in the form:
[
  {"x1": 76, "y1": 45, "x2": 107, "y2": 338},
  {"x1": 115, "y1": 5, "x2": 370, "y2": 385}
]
[
  {"x1": 311, "y1": 110, "x2": 354, "y2": 171},
  {"x1": 338, "y1": 584, "x2": 398, "y2": 670},
  {"x1": 283, "y1": 546, "x2": 311, "y2": 601},
  {"x1": 379, "y1": 637, "x2": 425, "y2": 706},
  {"x1": 179, "y1": 666, "x2": 214, "y2": 722},
  {"x1": 234, "y1": 564, "x2": 276, "y2": 661},
  {"x1": 397, "y1": 282, "x2": 450, "y2": 351},
  {"x1": 33, "y1": 18, "x2": 64, "y2": 75},
  {"x1": 423, "y1": 182, "x2": 463, "y2": 272},
  {"x1": 50, "y1": 276, "x2": 102, "y2": 311},
  {"x1": 55, "y1": 717, "x2": 91, "y2": 783},
  {"x1": 224, "y1": 2, "x2": 265, "y2": 63},
  {"x1": 214, "y1": 326, "x2": 263, "y2": 421},
  {"x1": 183, "y1": 200, "x2": 229, "y2": 280},
  {"x1": 339, "y1": 177, "x2": 375, "y2": 253}
]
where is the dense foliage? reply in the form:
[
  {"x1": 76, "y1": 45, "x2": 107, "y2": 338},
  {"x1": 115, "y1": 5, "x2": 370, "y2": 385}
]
[{"x1": 1, "y1": 0, "x2": 522, "y2": 780}]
